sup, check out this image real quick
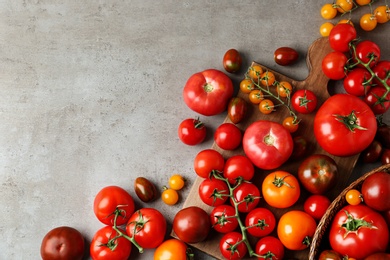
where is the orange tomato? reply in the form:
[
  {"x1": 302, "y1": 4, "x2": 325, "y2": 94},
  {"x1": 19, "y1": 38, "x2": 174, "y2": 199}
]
[
  {"x1": 259, "y1": 99, "x2": 274, "y2": 114},
  {"x1": 282, "y1": 116, "x2": 299, "y2": 133},
  {"x1": 360, "y1": 13, "x2": 377, "y2": 31},
  {"x1": 320, "y1": 22, "x2": 334, "y2": 37},
  {"x1": 249, "y1": 89, "x2": 264, "y2": 104},
  {"x1": 260, "y1": 71, "x2": 276, "y2": 87},
  {"x1": 374, "y1": 5, "x2": 390, "y2": 24},
  {"x1": 277, "y1": 81, "x2": 293, "y2": 98},
  {"x1": 321, "y1": 3, "x2": 337, "y2": 19},
  {"x1": 355, "y1": 0, "x2": 371, "y2": 5},
  {"x1": 161, "y1": 187, "x2": 179, "y2": 205},
  {"x1": 346, "y1": 189, "x2": 363, "y2": 205},
  {"x1": 240, "y1": 78, "x2": 255, "y2": 94},
  {"x1": 262, "y1": 171, "x2": 301, "y2": 208},
  {"x1": 169, "y1": 174, "x2": 185, "y2": 190},
  {"x1": 154, "y1": 239, "x2": 189, "y2": 260},
  {"x1": 248, "y1": 65, "x2": 263, "y2": 82}
]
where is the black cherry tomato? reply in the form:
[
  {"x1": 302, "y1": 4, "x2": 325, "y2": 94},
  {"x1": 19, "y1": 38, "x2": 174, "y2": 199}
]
[
  {"x1": 134, "y1": 177, "x2": 158, "y2": 202},
  {"x1": 274, "y1": 47, "x2": 299, "y2": 66},
  {"x1": 223, "y1": 49, "x2": 242, "y2": 73},
  {"x1": 227, "y1": 97, "x2": 247, "y2": 124}
]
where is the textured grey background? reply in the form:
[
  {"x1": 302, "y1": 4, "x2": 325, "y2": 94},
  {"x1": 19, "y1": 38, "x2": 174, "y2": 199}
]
[{"x1": 0, "y1": 1, "x2": 389, "y2": 259}]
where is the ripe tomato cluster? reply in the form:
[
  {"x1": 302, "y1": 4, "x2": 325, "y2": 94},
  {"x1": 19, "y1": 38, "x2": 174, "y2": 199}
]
[{"x1": 320, "y1": 0, "x2": 390, "y2": 35}]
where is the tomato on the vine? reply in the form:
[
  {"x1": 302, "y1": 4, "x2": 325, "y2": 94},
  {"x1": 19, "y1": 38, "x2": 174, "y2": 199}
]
[
  {"x1": 374, "y1": 5, "x2": 390, "y2": 23},
  {"x1": 245, "y1": 208, "x2": 276, "y2": 237},
  {"x1": 178, "y1": 118, "x2": 206, "y2": 146},
  {"x1": 282, "y1": 116, "x2": 299, "y2": 133},
  {"x1": 223, "y1": 49, "x2": 242, "y2": 73},
  {"x1": 353, "y1": 40, "x2": 381, "y2": 68},
  {"x1": 240, "y1": 78, "x2": 255, "y2": 94},
  {"x1": 255, "y1": 236, "x2": 285, "y2": 260},
  {"x1": 335, "y1": 0, "x2": 354, "y2": 13},
  {"x1": 198, "y1": 177, "x2": 229, "y2": 206},
  {"x1": 249, "y1": 89, "x2": 264, "y2": 104},
  {"x1": 276, "y1": 81, "x2": 292, "y2": 98},
  {"x1": 372, "y1": 60, "x2": 390, "y2": 88},
  {"x1": 360, "y1": 13, "x2": 377, "y2": 31},
  {"x1": 223, "y1": 155, "x2": 254, "y2": 184},
  {"x1": 214, "y1": 123, "x2": 242, "y2": 150},
  {"x1": 321, "y1": 3, "x2": 337, "y2": 20},
  {"x1": 231, "y1": 182, "x2": 260, "y2": 213},
  {"x1": 260, "y1": 71, "x2": 275, "y2": 87},
  {"x1": 248, "y1": 65, "x2": 264, "y2": 82},
  {"x1": 210, "y1": 205, "x2": 239, "y2": 233},
  {"x1": 219, "y1": 232, "x2": 247, "y2": 260},
  {"x1": 304, "y1": 195, "x2": 331, "y2": 221},
  {"x1": 154, "y1": 239, "x2": 189, "y2": 260},
  {"x1": 193, "y1": 149, "x2": 224, "y2": 178},
  {"x1": 291, "y1": 89, "x2": 318, "y2": 114},
  {"x1": 328, "y1": 23, "x2": 357, "y2": 52},
  {"x1": 322, "y1": 51, "x2": 348, "y2": 80},
  {"x1": 364, "y1": 86, "x2": 390, "y2": 114},
  {"x1": 343, "y1": 67, "x2": 372, "y2": 96},
  {"x1": 259, "y1": 99, "x2": 274, "y2": 114}
]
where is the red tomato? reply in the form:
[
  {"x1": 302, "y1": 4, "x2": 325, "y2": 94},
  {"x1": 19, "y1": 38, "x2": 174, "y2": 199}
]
[
  {"x1": 210, "y1": 205, "x2": 239, "y2": 233},
  {"x1": 223, "y1": 49, "x2": 242, "y2": 73},
  {"x1": 178, "y1": 118, "x2": 206, "y2": 145},
  {"x1": 322, "y1": 51, "x2": 348, "y2": 80},
  {"x1": 314, "y1": 94, "x2": 377, "y2": 156},
  {"x1": 90, "y1": 226, "x2": 132, "y2": 260},
  {"x1": 303, "y1": 195, "x2": 331, "y2": 221},
  {"x1": 173, "y1": 206, "x2": 211, "y2": 243},
  {"x1": 219, "y1": 232, "x2": 247, "y2": 260},
  {"x1": 343, "y1": 67, "x2": 372, "y2": 96},
  {"x1": 245, "y1": 208, "x2": 276, "y2": 237},
  {"x1": 193, "y1": 149, "x2": 225, "y2": 178},
  {"x1": 277, "y1": 210, "x2": 317, "y2": 250},
  {"x1": 364, "y1": 86, "x2": 390, "y2": 115},
  {"x1": 243, "y1": 120, "x2": 293, "y2": 170},
  {"x1": 353, "y1": 40, "x2": 381, "y2": 68},
  {"x1": 360, "y1": 140, "x2": 383, "y2": 163},
  {"x1": 223, "y1": 155, "x2": 254, "y2": 184},
  {"x1": 382, "y1": 148, "x2": 390, "y2": 165},
  {"x1": 231, "y1": 182, "x2": 260, "y2": 213},
  {"x1": 291, "y1": 89, "x2": 318, "y2": 114},
  {"x1": 154, "y1": 239, "x2": 189, "y2": 260},
  {"x1": 198, "y1": 177, "x2": 229, "y2": 206},
  {"x1": 372, "y1": 60, "x2": 390, "y2": 88},
  {"x1": 228, "y1": 97, "x2": 248, "y2": 124},
  {"x1": 318, "y1": 250, "x2": 343, "y2": 260},
  {"x1": 329, "y1": 204, "x2": 389, "y2": 259},
  {"x1": 328, "y1": 23, "x2": 357, "y2": 52},
  {"x1": 93, "y1": 186, "x2": 135, "y2": 226},
  {"x1": 274, "y1": 47, "x2": 299, "y2": 66},
  {"x1": 255, "y1": 236, "x2": 285, "y2": 260},
  {"x1": 126, "y1": 208, "x2": 166, "y2": 249},
  {"x1": 214, "y1": 123, "x2": 242, "y2": 150},
  {"x1": 40, "y1": 226, "x2": 85, "y2": 260},
  {"x1": 361, "y1": 171, "x2": 390, "y2": 211},
  {"x1": 183, "y1": 69, "x2": 233, "y2": 116}
]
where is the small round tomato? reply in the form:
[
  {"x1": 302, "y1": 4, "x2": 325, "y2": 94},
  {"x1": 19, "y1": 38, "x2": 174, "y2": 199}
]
[
  {"x1": 193, "y1": 149, "x2": 225, "y2": 178},
  {"x1": 291, "y1": 89, "x2": 318, "y2": 114},
  {"x1": 277, "y1": 210, "x2": 317, "y2": 251},
  {"x1": 322, "y1": 51, "x2": 348, "y2": 80},
  {"x1": 382, "y1": 149, "x2": 390, "y2": 165},
  {"x1": 173, "y1": 206, "x2": 211, "y2": 244},
  {"x1": 134, "y1": 177, "x2": 158, "y2": 203},
  {"x1": 219, "y1": 232, "x2": 247, "y2": 260},
  {"x1": 154, "y1": 239, "x2": 189, "y2": 260},
  {"x1": 374, "y1": 5, "x2": 390, "y2": 23},
  {"x1": 214, "y1": 123, "x2": 242, "y2": 150},
  {"x1": 169, "y1": 174, "x2": 185, "y2": 190},
  {"x1": 245, "y1": 208, "x2": 276, "y2": 237},
  {"x1": 343, "y1": 67, "x2": 372, "y2": 96},
  {"x1": 259, "y1": 99, "x2": 274, "y2": 114},
  {"x1": 274, "y1": 47, "x2": 299, "y2": 66},
  {"x1": 210, "y1": 205, "x2": 239, "y2": 233},
  {"x1": 298, "y1": 154, "x2": 338, "y2": 195},
  {"x1": 223, "y1": 155, "x2": 255, "y2": 184},
  {"x1": 248, "y1": 65, "x2": 264, "y2": 82},
  {"x1": 41, "y1": 226, "x2": 85, "y2": 260},
  {"x1": 228, "y1": 97, "x2": 248, "y2": 124},
  {"x1": 198, "y1": 177, "x2": 229, "y2": 206},
  {"x1": 178, "y1": 118, "x2": 206, "y2": 146},
  {"x1": 353, "y1": 40, "x2": 381, "y2": 68},
  {"x1": 223, "y1": 49, "x2": 242, "y2": 73},
  {"x1": 360, "y1": 140, "x2": 383, "y2": 163},
  {"x1": 260, "y1": 71, "x2": 276, "y2": 86},
  {"x1": 255, "y1": 236, "x2": 285, "y2": 260},
  {"x1": 276, "y1": 81, "x2": 293, "y2": 98},
  {"x1": 346, "y1": 189, "x2": 362, "y2": 205},
  {"x1": 376, "y1": 124, "x2": 390, "y2": 149},
  {"x1": 93, "y1": 186, "x2": 135, "y2": 226},
  {"x1": 126, "y1": 208, "x2": 167, "y2": 249},
  {"x1": 372, "y1": 60, "x2": 390, "y2": 88},
  {"x1": 360, "y1": 13, "x2": 377, "y2": 31},
  {"x1": 329, "y1": 23, "x2": 357, "y2": 52},
  {"x1": 231, "y1": 182, "x2": 260, "y2": 213},
  {"x1": 304, "y1": 195, "x2": 331, "y2": 221},
  {"x1": 262, "y1": 171, "x2": 300, "y2": 208},
  {"x1": 335, "y1": 0, "x2": 354, "y2": 13},
  {"x1": 90, "y1": 226, "x2": 132, "y2": 260},
  {"x1": 364, "y1": 86, "x2": 390, "y2": 115},
  {"x1": 240, "y1": 78, "x2": 255, "y2": 94},
  {"x1": 361, "y1": 171, "x2": 390, "y2": 211},
  {"x1": 321, "y1": 3, "x2": 337, "y2": 19},
  {"x1": 161, "y1": 187, "x2": 179, "y2": 205},
  {"x1": 282, "y1": 116, "x2": 299, "y2": 133},
  {"x1": 320, "y1": 22, "x2": 334, "y2": 37},
  {"x1": 249, "y1": 89, "x2": 264, "y2": 104}
]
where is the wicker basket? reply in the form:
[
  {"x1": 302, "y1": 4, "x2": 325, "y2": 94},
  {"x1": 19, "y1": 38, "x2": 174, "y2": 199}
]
[{"x1": 308, "y1": 163, "x2": 390, "y2": 260}]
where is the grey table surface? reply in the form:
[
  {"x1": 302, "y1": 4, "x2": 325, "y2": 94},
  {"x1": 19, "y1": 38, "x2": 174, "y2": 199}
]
[{"x1": 1, "y1": 1, "x2": 389, "y2": 259}]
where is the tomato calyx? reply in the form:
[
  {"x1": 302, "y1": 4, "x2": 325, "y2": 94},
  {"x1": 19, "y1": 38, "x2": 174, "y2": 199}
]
[
  {"x1": 246, "y1": 219, "x2": 269, "y2": 231},
  {"x1": 193, "y1": 117, "x2": 204, "y2": 129},
  {"x1": 272, "y1": 174, "x2": 294, "y2": 189},
  {"x1": 302, "y1": 236, "x2": 312, "y2": 248},
  {"x1": 203, "y1": 82, "x2": 214, "y2": 92},
  {"x1": 128, "y1": 210, "x2": 149, "y2": 235},
  {"x1": 333, "y1": 110, "x2": 368, "y2": 132},
  {"x1": 341, "y1": 210, "x2": 378, "y2": 238}
]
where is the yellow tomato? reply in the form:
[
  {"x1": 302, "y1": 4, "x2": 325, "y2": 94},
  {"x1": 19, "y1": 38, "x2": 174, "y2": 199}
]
[
  {"x1": 360, "y1": 13, "x2": 377, "y2": 31},
  {"x1": 320, "y1": 22, "x2": 334, "y2": 36},
  {"x1": 321, "y1": 3, "x2": 337, "y2": 20}
]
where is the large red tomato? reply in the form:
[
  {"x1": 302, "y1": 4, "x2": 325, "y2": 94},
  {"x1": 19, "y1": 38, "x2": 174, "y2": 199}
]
[
  {"x1": 183, "y1": 69, "x2": 233, "y2": 116},
  {"x1": 243, "y1": 120, "x2": 293, "y2": 170},
  {"x1": 314, "y1": 94, "x2": 377, "y2": 156},
  {"x1": 329, "y1": 204, "x2": 389, "y2": 259}
]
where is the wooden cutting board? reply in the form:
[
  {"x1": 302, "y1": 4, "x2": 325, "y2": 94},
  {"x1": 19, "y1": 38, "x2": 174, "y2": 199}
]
[{"x1": 176, "y1": 37, "x2": 360, "y2": 259}]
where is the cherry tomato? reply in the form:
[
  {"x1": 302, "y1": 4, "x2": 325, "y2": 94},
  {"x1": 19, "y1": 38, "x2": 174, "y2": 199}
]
[
  {"x1": 219, "y1": 232, "x2": 247, "y2": 260},
  {"x1": 90, "y1": 226, "x2": 132, "y2": 260},
  {"x1": 343, "y1": 67, "x2": 372, "y2": 96},
  {"x1": 360, "y1": 140, "x2": 383, "y2": 163},
  {"x1": 178, "y1": 118, "x2": 206, "y2": 146},
  {"x1": 223, "y1": 49, "x2": 242, "y2": 73},
  {"x1": 381, "y1": 149, "x2": 390, "y2": 165},
  {"x1": 321, "y1": 3, "x2": 337, "y2": 19},
  {"x1": 291, "y1": 89, "x2": 318, "y2": 114},
  {"x1": 126, "y1": 208, "x2": 166, "y2": 249},
  {"x1": 214, "y1": 123, "x2": 242, "y2": 150},
  {"x1": 228, "y1": 97, "x2": 248, "y2": 124},
  {"x1": 173, "y1": 206, "x2": 211, "y2": 244},
  {"x1": 372, "y1": 60, "x2": 390, "y2": 88},
  {"x1": 248, "y1": 89, "x2": 264, "y2": 104},
  {"x1": 210, "y1": 205, "x2": 239, "y2": 233},
  {"x1": 223, "y1": 155, "x2": 255, "y2": 184},
  {"x1": 161, "y1": 187, "x2": 179, "y2": 205},
  {"x1": 276, "y1": 81, "x2": 292, "y2": 98},
  {"x1": 41, "y1": 226, "x2": 85, "y2": 260},
  {"x1": 304, "y1": 195, "x2": 331, "y2": 221},
  {"x1": 255, "y1": 236, "x2": 285, "y2": 260},
  {"x1": 320, "y1": 22, "x2": 334, "y2": 37},
  {"x1": 193, "y1": 149, "x2": 224, "y2": 178},
  {"x1": 360, "y1": 13, "x2": 377, "y2": 31},
  {"x1": 260, "y1": 71, "x2": 276, "y2": 86},
  {"x1": 154, "y1": 239, "x2": 189, "y2": 260},
  {"x1": 329, "y1": 23, "x2": 357, "y2": 52},
  {"x1": 134, "y1": 177, "x2": 158, "y2": 202},
  {"x1": 346, "y1": 190, "x2": 362, "y2": 208},
  {"x1": 231, "y1": 182, "x2": 260, "y2": 213},
  {"x1": 322, "y1": 51, "x2": 348, "y2": 80},
  {"x1": 240, "y1": 78, "x2": 255, "y2": 94},
  {"x1": 318, "y1": 250, "x2": 343, "y2": 260},
  {"x1": 248, "y1": 65, "x2": 264, "y2": 82},
  {"x1": 168, "y1": 174, "x2": 185, "y2": 190},
  {"x1": 262, "y1": 171, "x2": 300, "y2": 208},
  {"x1": 338, "y1": 19, "x2": 354, "y2": 25},
  {"x1": 277, "y1": 210, "x2": 317, "y2": 250},
  {"x1": 282, "y1": 116, "x2": 299, "y2": 133},
  {"x1": 93, "y1": 186, "x2": 135, "y2": 226},
  {"x1": 374, "y1": 5, "x2": 390, "y2": 23},
  {"x1": 274, "y1": 47, "x2": 299, "y2": 66},
  {"x1": 198, "y1": 177, "x2": 229, "y2": 206},
  {"x1": 361, "y1": 171, "x2": 390, "y2": 211},
  {"x1": 245, "y1": 208, "x2": 276, "y2": 237},
  {"x1": 297, "y1": 154, "x2": 338, "y2": 195},
  {"x1": 364, "y1": 86, "x2": 390, "y2": 115},
  {"x1": 259, "y1": 99, "x2": 274, "y2": 114},
  {"x1": 335, "y1": 0, "x2": 354, "y2": 13},
  {"x1": 353, "y1": 40, "x2": 381, "y2": 68}
]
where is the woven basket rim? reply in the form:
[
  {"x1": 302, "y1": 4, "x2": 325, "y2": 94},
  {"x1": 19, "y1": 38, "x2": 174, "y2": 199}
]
[{"x1": 308, "y1": 163, "x2": 390, "y2": 260}]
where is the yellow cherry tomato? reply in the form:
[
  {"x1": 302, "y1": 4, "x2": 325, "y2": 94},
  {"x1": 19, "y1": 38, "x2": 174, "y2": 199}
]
[
  {"x1": 282, "y1": 116, "x2": 299, "y2": 133},
  {"x1": 162, "y1": 187, "x2": 179, "y2": 205},
  {"x1": 320, "y1": 22, "x2": 335, "y2": 37},
  {"x1": 374, "y1": 5, "x2": 390, "y2": 24},
  {"x1": 260, "y1": 71, "x2": 276, "y2": 87},
  {"x1": 360, "y1": 13, "x2": 377, "y2": 31},
  {"x1": 321, "y1": 3, "x2": 337, "y2": 20},
  {"x1": 240, "y1": 78, "x2": 255, "y2": 94},
  {"x1": 259, "y1": 99, "x2": 274, "y2": 114},
  {"x1": 345, "y1": 189, "x2": 362, "y2": 205},
  {"x1": 335, "y1": 0, "x2": 353, "y2": 13},
  {"x1": 277, "y1": 81, "x2": 293, "y2": 98},
  {"x1": 248, "y1": 65, "x2": 264, "y2": 82},
  {"x1": 169, "y1": 174, "x2": 185, "y2": 190},
  {"x1": 249, "y1": 89, "x2": 264, "y2": 104}
]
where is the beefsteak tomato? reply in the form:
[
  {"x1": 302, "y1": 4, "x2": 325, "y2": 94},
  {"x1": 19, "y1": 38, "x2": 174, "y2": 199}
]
[
  {"x1": 314, "y1": 94, "x2": 377, "y2": 156},
  {"x1": 183, "y1": 69, "x2": 233, "y2": 116}
]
